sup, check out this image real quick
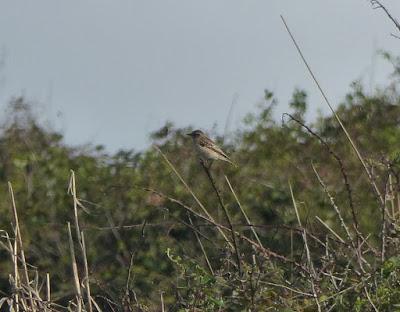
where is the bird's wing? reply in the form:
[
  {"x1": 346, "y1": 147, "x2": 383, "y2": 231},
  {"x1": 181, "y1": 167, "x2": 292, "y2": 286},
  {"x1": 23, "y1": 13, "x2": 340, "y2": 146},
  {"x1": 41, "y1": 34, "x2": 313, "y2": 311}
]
[
  {"x1": 198, "y1": 134, "x2": 216, "y2": 146},
  {"x1": 198, "y1": 136, "x2": 231, "y2": 160}
]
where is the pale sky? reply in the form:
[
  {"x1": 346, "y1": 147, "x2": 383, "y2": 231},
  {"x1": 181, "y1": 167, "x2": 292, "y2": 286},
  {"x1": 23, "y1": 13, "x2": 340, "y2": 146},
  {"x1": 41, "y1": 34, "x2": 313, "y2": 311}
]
[{"x1": 0, "y1": 1, "x2": 399, "y2": 152}]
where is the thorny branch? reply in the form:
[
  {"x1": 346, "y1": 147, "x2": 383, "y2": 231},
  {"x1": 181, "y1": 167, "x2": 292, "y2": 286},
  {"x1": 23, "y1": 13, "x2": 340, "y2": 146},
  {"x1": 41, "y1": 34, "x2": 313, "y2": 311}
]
[{"x1": 282, "y1": 113, "x2": 359, "y2": 234}]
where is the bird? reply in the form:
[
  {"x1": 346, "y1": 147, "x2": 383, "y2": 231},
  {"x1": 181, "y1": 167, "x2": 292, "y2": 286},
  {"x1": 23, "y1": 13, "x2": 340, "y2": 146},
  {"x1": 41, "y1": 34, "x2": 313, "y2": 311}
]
[{"x1": 186, "y1": 130, "x2": 236, "y2": 167}]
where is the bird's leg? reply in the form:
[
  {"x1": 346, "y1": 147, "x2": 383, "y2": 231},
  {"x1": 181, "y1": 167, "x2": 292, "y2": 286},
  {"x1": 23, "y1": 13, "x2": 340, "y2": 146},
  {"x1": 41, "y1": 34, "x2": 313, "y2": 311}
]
[
  {"x1": 199, "y1": 158, "x2": 213, "y2": 170},
  {"x1": 199, "y1": 158, "x2": 206, "y2": 167}
]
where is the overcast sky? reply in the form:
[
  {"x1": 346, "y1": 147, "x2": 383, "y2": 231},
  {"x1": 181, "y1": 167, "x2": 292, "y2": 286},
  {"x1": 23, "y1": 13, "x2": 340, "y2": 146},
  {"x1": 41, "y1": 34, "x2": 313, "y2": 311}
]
[{"x1": 0, "y1": 1, "x2": 399, "y2": 152}]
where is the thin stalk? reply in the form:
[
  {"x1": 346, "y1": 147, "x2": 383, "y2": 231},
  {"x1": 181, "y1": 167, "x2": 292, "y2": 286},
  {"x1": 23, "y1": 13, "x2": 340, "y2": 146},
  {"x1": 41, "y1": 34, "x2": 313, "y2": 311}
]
[
  {"x1": 145, "y1": 188, "x2": 309, "y2": 273},
  {"x1": 46, "y1": 273, "x2": 50, "y2": 302},
  {"x1": 312, "y1": 164, "x2": 367, "y2": 273},
  {"x1": 154, "y1": 145, "x2": 232, "y2": 248},
  {"x1": 13, "y1": 234, "x2": 20, "y2": 312},
  {"x1": 126, "y1": 253, "x2": 134, "y2": 296},
  {"x1": 67, "y1": 222, "x2": 83, "y2": 312},
  {"x1": 381, "y1": 180, "x2": 388, "y2": 263},
  {"x1": 281, "y1": 15, "x2": 384, "y2": 206},
  {"x1": 46, "y1": 273, "x2": 50, "y2": 311},
  {"x1": 81, "y1": 231, "x2": 93, "y2": 312},
  {"x1": 187, "y1": 213, "x2": 214, "y2": 276},
  {"x1": 364, "y1": 286, "x2": 378, "y2": 312},
  {"x1": 315, "y1": 216, "x2": 346, "y2": 244},
  {"x1": 8, "y1": 182, "x2": 36, "y2": 312},
  {"x1": 389, "y1": 174, "x2": 396, "y2": 218},
  {"x1": 289, "y1": 182, "x2": 321, "y2": 312},
  {"x1": 68, "y1": 170, "x2": 82, "y2": 245},
  {"x1": 225, "y1": 175, "x2": 263, "y2": 248},
  {"x1": 312, "y1": 165, "x2": 354, "y2": 245},
  {"x1": 201, "y1": 163, "x2": 242, "y2": 274},
  {"x1": 160, "y1": 292, "x2": 165, "y2": 312},
  {"x1": 290, "y1": 229, "x2": 294, "y2": 284}
]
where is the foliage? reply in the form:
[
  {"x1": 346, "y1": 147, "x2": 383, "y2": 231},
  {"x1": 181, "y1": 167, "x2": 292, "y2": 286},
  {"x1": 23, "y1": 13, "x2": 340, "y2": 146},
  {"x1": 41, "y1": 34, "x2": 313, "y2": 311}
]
[{"x1": 2, "y1": 57, "x2": 400, "y2": 311}]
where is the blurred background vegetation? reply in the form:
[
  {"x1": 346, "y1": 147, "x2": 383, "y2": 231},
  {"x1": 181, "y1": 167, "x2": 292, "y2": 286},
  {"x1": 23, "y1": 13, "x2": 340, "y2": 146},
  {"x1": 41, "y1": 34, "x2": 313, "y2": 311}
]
[{"x1": 2, "y1": 52, "x2": 400, "y2": 311}]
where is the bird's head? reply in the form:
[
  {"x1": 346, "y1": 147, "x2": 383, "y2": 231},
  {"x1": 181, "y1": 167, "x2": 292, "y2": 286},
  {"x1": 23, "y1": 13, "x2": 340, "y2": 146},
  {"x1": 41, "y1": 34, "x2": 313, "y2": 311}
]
[{"x1": 186, "y1": 130, "x2": 204, "y2": 138}]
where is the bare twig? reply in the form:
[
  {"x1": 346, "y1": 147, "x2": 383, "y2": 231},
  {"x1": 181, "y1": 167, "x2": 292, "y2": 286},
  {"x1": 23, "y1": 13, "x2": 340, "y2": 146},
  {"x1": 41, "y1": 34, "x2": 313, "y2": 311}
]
[
  {"x1": 381, "y1": 172, "x2": 390, "y2": 262},
  {"x1": 126, "y1": 253, "x2": 134, "y2": 294},
  {"x1": 389, "y1": 173, "x2": 396, "y2": 218},
  {"x1": 289, "y1": 182, "x2": 321, "y2": 312},
  {"x1": 281, "y1": 16, "x2": 384, "y2": 206},
  {"x1": 144, "y1": 188, "x2": 309, "y2": 272},
  {"x1": 312, "y1": 165, "x2": 354, "y2": 245},
  {"x1": 225, "y1": 175, "x2": 264, "y2": 248},
  {"x1": 201, "y1": 162, "x2": 242, "y2": 274},
  {"x1": 282, "y1": 113, "x2": 358, "y2": 234},
  {"x1": 370, "y1": 0, "x2": 400, "y2": 35},
  {"x1": 260, "y1": 281, "x2": 314, "y2": 298},
  {"x1": 154, "y1": 145, "x2": 233, "y2": 247},
  {"x1": 313, "y1": 164, "x2": 374, "y2": 273},
  {"x1": 364, "y1": 286, "x2": 378, "y2": 312}
]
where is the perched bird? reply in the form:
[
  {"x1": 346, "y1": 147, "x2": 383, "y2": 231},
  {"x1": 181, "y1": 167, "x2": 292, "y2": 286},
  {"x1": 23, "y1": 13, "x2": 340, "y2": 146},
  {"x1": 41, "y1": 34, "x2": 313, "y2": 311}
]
[{"x1": 187, "y1": 130, "x2": 236, "y2": 166}]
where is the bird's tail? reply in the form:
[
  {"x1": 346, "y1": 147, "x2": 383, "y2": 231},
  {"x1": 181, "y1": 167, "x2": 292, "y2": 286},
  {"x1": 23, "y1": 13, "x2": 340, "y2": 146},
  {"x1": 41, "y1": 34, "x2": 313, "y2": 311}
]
[{"x1": 224, "y1": 157, "x2": 238, "y2": 168}]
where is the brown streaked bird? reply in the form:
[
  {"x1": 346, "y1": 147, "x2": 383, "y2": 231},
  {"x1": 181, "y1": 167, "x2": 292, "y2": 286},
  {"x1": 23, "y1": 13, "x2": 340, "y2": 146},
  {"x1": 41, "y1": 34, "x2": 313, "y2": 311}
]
[{"x1": 187, "y1": 130, "x2": 236, "y2": 166}]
